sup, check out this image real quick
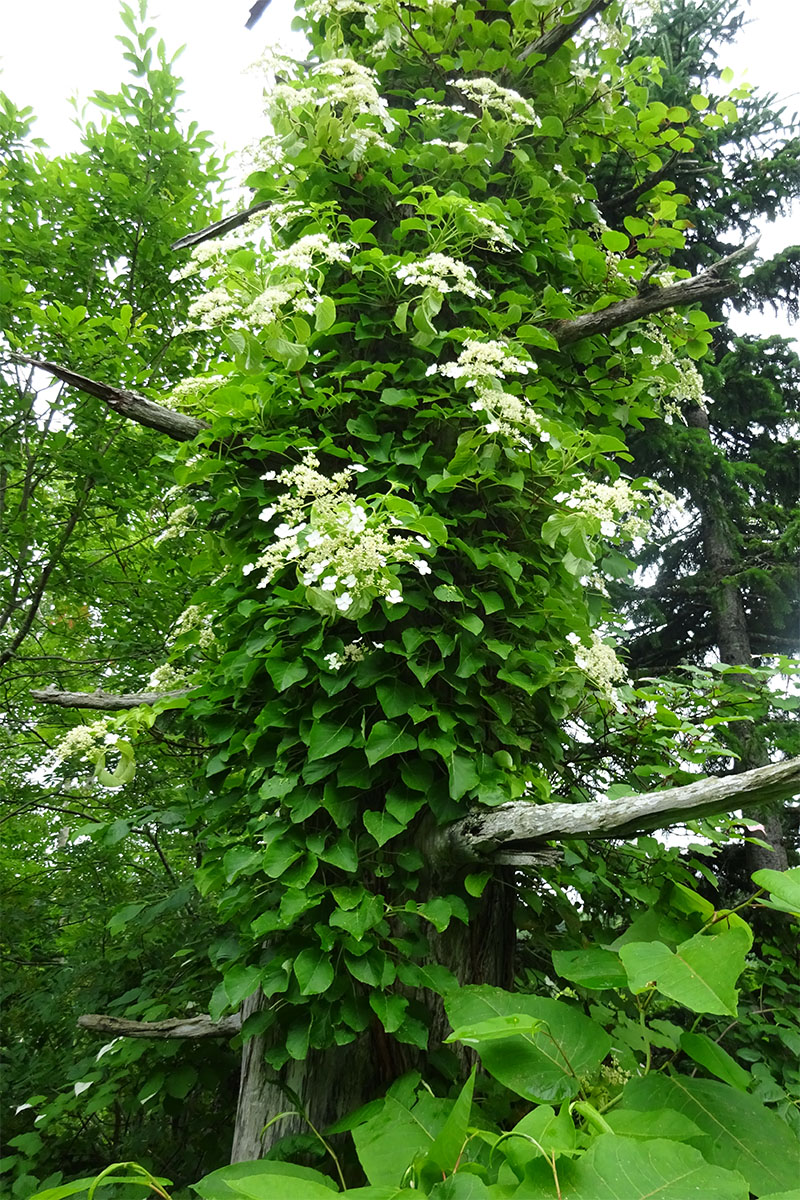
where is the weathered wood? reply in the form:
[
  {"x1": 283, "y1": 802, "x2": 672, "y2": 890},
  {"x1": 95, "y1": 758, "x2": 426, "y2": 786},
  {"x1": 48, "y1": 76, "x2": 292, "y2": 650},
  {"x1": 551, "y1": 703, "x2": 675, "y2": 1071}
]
[
  {"x1": 31, "y1": 687, "x2": 191, "y2": 710},
  {"x1": 519, "y1": 0, "x2": 613, "y2": 63},
  {"x1": 78, "y1": 1012, "x2": 241, "y2": 1039},
  {"x1": 245, "y1": 0, "x2": 271, "y2": 30},
  {"x1": 170, "y1": 201, "x2": 272, "y2": 252},
  {"x1": 10, "y1": 356, "x2": 207, "y2": 442},
  {"x1": 550, "y1": 242, "x2": 758, "y2": 346},
  {"x1": 432, "y1": 756, "x2": 800, "y2": 866}
]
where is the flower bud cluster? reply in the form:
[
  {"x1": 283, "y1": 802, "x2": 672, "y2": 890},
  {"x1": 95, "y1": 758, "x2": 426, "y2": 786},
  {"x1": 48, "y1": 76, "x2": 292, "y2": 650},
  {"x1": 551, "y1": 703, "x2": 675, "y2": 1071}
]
[
  {"x1": 243, "y1": 454, "x2": 432, "y2": 616},
  {"x1": 323, "y1": 639, "x2": 381, "y2": 671}
]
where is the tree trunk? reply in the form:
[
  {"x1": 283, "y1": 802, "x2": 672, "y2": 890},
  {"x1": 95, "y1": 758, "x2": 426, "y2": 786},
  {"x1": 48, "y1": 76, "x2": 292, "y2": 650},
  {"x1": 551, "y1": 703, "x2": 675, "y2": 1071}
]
[
  {"x1": 230, "y1": 874, "x2": 515, "y2": 1161},
  {"x1": 687, "y1": 408, "x2": 789, "y2": 876}
]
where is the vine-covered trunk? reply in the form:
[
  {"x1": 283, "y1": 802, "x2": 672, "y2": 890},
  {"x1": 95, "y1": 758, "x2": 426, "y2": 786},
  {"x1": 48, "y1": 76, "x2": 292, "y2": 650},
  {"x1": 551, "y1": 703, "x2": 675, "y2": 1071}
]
[{"x1": 231, "y1": 876, "x2": 515, "y2": 1160}]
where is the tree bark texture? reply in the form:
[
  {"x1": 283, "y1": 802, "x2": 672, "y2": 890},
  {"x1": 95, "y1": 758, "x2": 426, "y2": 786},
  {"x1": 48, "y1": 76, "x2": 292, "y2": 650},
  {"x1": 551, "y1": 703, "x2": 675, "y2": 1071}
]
[
  {"x1": 549, "y1": 243, "x2": 757, "y2": 346},
  {"x1": 519, "y1": 0, "x2": 613, "y2": 63},
  {"x1": 31, "y1": 687, "x2": 191, "y2": 710},
  {"x1": 78, "y1": 1013, "x2": 241, "y2": 1038},
  {"x1": 428, "y1": 756, "x2": 800, "y2": 866},
  {"x1": 9, "y1": 356, "x2": 207, "y2": 442},
  {"x1": 171, "y1": 201, "x2": 273, "y2": 252}
]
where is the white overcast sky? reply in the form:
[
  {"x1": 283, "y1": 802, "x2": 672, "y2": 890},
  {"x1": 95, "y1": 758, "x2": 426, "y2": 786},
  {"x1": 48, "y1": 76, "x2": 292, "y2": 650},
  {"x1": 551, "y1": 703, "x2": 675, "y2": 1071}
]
[{"x1": 0, "y1": 0, "x2": 797, "y2": 335}]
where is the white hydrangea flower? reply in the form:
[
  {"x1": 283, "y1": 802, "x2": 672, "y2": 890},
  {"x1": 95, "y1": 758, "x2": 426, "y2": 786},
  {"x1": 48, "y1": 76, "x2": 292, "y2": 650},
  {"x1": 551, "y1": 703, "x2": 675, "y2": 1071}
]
[
  {"x1": 147, "y1": 663, "x2": 189, "y2": 691},
  {"x1": 249, "y1": 453, "x2": 430, "y2": 616},
  {"x1": 185, "y1": 287, "x2": 239, "y2": 331},
  {"x1": 53, "y1": 721, "x2": 113, "y2": 765},
  {"x1": 170, "y1": 605, "x2": 217, "y2": 650},
  {"x1": 430, "y1": 338, "x2": 534, "y2": 386},
  {"x1": 573, "y1": 631, "x2": 627, "y2": 700},
  {"x1": 559, "y1": 478, "x2": 676, "y2": 542},
  {"x1": 394, "y1": 253, "x2": 490, "y2": 300},
  {"x1": 269, "y1": 232, "x2": 353, "y2": 273},
  {"x1": 453, "y1": 77, "x2": 540, "y2": 126},
  {"x1": 154, "y1": 504, "x2": 197, "y2": 545},
  {"x1": 470, "y1": 384, "x2": 549, "y2": 446},
  {"x1": 644, "y1": 324, "x2": 708, "y2": 417},
  {"x1": 271, "y1": 58, "x2": 393, "y2": 127}
]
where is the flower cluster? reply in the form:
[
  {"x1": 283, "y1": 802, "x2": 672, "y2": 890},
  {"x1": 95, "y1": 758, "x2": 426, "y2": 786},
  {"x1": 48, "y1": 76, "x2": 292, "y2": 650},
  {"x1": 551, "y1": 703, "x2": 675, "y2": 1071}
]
[
  {"x1": 243, "y1": 454, "x2": 433, "y2": 616},
  {"x1": 245, "y1": 281, "x2": 317, "y2": 326},
  {"x1": 170, "y1": 605, "x2": 217, "y2": 651},
  {"x1": 271, "y1": 59, "x2": 393, "y2": 126},
  {"x1": 429, "y1": 338, "x2": 535, "y2": 386},
  {"x1": 323, "y1": 639, "x2": 380, "y2": 671},
  {"x1": 183, "y1": 229, "x2": 351, "y2": 333},
  {"x1": 53, "y1": 721, "x2": 113, "y2": 765},
  {"x1": 147, "y1": 663, "x2": 189, "y2": 691},
  {"x1": 168, "y1": 374, "x2": 226, "y2": 408},
  {"x1": 185, "y1": 287, "x2": 239, "y2": 331},
  {"x1": 269, "y1": 232, "x2": 353, "y2": 274},
  {"x1": 470, "y1": 385, "x2": 550, "y2": 448},
  {"x1": 452, "y1": 77, "x2": 540, "y2": 126},
  {"x1": 646, "y1": 327, "x2": 707, "y2": 417},
  {"x1": 154, "y1": 504, "x2": 197, "y2": 546},
  {"x1": 559, "y1": 478, "x2": 674, "y2": 541},
  {"x1": 394, "y1": 253, "x2": 489, "y2": 300},
  {"x1": 568, "y1": 630, "x2": 627, "y2": 700}
]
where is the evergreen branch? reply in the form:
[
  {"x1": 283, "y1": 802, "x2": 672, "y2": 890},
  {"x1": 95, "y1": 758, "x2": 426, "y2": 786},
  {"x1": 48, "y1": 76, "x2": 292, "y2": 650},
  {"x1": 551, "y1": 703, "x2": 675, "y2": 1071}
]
[{"x1": 7, "y1": 356, "x2": 207, "y2": 442}]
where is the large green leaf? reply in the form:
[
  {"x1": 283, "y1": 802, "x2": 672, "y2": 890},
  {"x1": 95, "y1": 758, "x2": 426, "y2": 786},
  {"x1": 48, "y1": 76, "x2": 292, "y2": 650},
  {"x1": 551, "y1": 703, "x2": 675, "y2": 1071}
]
[
  {"x1": 619, "y1": 924, "x2": 752, "y2": 1015},
  {"x1": 752, "y1": 867, "x2": 800, "y2": 915},
  {"x1": 306, "y1": 721, "x2": 355, "y2": 761},
  {"x1": 353, "y1": 1090, "x2": 453, "y2": 1185},
  {"x1": 365, "y1": 721, "x2": 417, "y2": 766},
  {"x1": 192, "y1": 1162, "x2": 338, "y2": 1199},
  {"x1": 621, "y1": 1075, "x2": 800, "y2": 1196},
  {"x1": 541, "y1": 1135, "x2": 748, "y2": 1200},
  {"x1": 445, "y1": 986, "x2": 611, "y2": 1103},
  {"x1": 551, "y1": 948, "x2": 627, "y2": 989}
]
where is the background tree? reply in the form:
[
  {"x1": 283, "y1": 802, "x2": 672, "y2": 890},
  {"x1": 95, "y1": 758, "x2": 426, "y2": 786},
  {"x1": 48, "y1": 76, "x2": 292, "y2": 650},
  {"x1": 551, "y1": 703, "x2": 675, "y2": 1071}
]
[{"x1": 0, "y1": 8, "x2": 234, "y2": 1192}]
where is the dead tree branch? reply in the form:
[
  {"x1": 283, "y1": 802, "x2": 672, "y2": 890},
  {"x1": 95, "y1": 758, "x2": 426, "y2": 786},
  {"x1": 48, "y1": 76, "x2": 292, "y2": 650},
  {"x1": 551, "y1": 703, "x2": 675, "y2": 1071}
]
[
  {"x1": 78, "y1": 1012, "x2": 241, "y2": 1039},
  {"x1": 431, "y1": 756, "x2": 800, "y2": 867},
  {"x1": 519, "y1": 0, "x2": 613, "y2": 63},
  {"x1": 31, "y1": 687, "x2": 192, "y2": 710},
  {"x1": 9, "y1": 356, "x2": 207, "y2": 442},
  {"x1": 549, "y1": 242, "x2": 758, "y2": 346},
  {"x1": 171, "y1": 201, "x2": 272, "y2": 252}
]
